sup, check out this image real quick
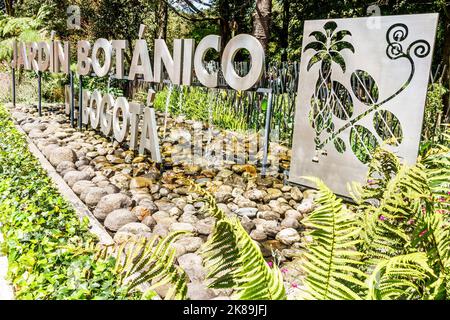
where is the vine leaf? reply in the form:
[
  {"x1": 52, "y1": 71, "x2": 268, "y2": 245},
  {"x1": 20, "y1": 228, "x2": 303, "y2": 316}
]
[
  {"x1": 351, "y1": 70, "x2": 379, "y2": 105},
  {"x1": 334, "y1": 137, "x2": 346, "y2": 153},
  {"x1": 373, "y1": 110, "x2": 403, "y2": 146},
  {"x1": 330, "y1": 80, "x2": 353, "y2": 120},
  {"x1": 350, "y1": 125, "x2": 379, "y2": 164}
]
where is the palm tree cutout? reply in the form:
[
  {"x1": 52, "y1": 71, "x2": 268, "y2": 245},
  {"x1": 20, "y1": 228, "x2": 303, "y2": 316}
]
[
  {"x1": 304, "y1": 21, "x2": 355, "y2": 162},
  {"x1": 302, "y1": 21, "x2": 429, "y2": 165}
]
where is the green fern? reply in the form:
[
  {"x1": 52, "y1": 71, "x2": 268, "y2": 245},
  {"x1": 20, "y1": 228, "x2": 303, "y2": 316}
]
[
  {"x1": 186, "y1": 179, "x2": 286, "y2": 300},
  {"x1": 94, "y1": 231, "x2": 189, "y2": 300},
  {"x1": 300, "y1": 177, "x2": 367, "y2": 300},
  {"x1": 202, "y1": 217, "x2": 286, "y2": 299},
  {"x1": 351, "y1": 149, "x2": 431, "y2": 265},
  {"x1": 367, "y1": 252, "x2": 435, "y2": 300},
  {"x1": 301, "y1": 143, "x2": 449, "y2": 300}
]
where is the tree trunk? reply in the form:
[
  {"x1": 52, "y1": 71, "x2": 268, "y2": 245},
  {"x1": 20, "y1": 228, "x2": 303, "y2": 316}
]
[
  {"x1": 4, "y1": 0, "x2": 14, "y2": 15},
  {"x1": 442, "y1": 13, "x2": 450, "y2": 121},
  {"x1": 217, "y1": 0, "x2": 231, "y2": 53},
  {"x1": 252, "y1": 0, "x2": 272, "y2": 53},
  {"x1": 155, "y1": 0, "x2": 168, "y2": 39},
  {"x1": 280, "y1": 0, "x2": 289, "y2": 61}
]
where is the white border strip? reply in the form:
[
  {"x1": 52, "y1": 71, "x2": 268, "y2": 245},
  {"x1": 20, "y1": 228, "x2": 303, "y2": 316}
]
[{"x1": 14, "y1": 124, "x2": 114, "y2": 245}]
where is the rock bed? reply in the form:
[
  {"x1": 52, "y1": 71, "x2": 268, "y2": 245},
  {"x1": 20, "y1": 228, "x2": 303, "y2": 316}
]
[{"x1": 10, "y1": 103, "x2": 312, "y2": 299}]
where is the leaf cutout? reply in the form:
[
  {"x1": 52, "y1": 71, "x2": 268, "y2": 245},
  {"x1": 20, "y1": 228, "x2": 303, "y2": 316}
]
[
  {"x1": 373, "y1": 110, "x2": 403, "y2": 146},
  {"x1": 309, "y1": 31, "x2": 327, "y2": 43},
  {"x1": 304, "y1": 41, "x2": 326, "y2": 53},
  {"x1": 350, "y1": 125, "x2": 379, "y2": 164},
  {"x1": 332, "y1": 30, "x2": 352, "y2": 42},
  {"x1": 329, "y1": 51, "x2": 346, "y2": 72},
  {"x1": 307, "y1": 51, "x2": 328, "y2": 71},
  {"x1": 351, "y1": 70, "x2": 379, "y2": 105},
  {"x1": 330, "y1": 41, "x2": 355, "y2": 53},
  {"x1": 334, "y1": 137, "x2": 346, "y2": 153},
  {"x1": 330, "y1": 81, "x2": 353, "y2": 120},
  {"x1": 324, "y1": 21, "x2": 338, "y2": 34}
]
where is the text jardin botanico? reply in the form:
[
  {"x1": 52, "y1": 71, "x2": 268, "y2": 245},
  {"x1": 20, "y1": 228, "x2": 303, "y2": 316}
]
[{"x1": 10, "y1": 33, "x2": 266, "y2": 162}]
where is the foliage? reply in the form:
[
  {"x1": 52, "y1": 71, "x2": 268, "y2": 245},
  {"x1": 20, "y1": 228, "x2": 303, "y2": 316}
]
[
  {"x1": 0, "y1": 5, "x2": 51, "y2": 66},
  {"x1": 0, "y1": 105, "x2": 183, "y2": 299},
  {"x1": 299, "y1": 177, "x2": 366, "y2": 300},
  {"x1": 420, "y1": 83, "x2": 449, "y2": 154},
  {"x1": 297, "y1": 136, "x2": 450, "y2": 300},
  {"x1": 187, "y1": 181, "x2": 286, "y2": 300},
  {"x1": 152, "y1": 86, "x2": 249, "y2": 132},
  {"x1": 78, "y1": 232, "x2": 189, "y2": 300}
]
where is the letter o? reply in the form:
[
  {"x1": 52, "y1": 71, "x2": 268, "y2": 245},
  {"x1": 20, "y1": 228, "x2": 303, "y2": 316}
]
[
  {"x1": 100, "y1": 93, "x2": 114, "y2": 136},
  {"x1": 221, "y1": 34, "x2": 265, "y2": 91},
  {"x1": 92, "y1": 38, "x2": 112, "y2": 77},
  {"x1": 81, "y1": 90, "x2": 91, "y2": 125},
  {"x1": 37, "y1": 42, "x2": 50, "y2": 72},
  {"x1": 113, "y1": 97, "x2": 129, "y2": 142},
  {"x1": 89, "y1": 90, "x2": 102, "y2": 129},
  {"x1": 193, "y1": 35, "x2": 221, "y2": 88}
]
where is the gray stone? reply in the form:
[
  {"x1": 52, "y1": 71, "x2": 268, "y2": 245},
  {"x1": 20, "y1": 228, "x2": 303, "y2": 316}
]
[
  {"x1": 257, "y1": 219, "x2": 281, "y2": 237},
  {"x1": 93, "y1": 193, "x2": 132, "y2": 220},
  {"x1": 179, "y1": 212, "x2": 199, "y2": 224},
  {"x1": 183, "y1": 204, "x2": 196, "y2": 213},
  {"x1": 240, "y1": 215, "x2": 255, "y2": 233},
  {"x1": 139, "y1": 199, "x2": 159, "y2": 214},
  {"x1": 174, "y1": 236, "x2": 204, "y2": 253},
  {"x1": 243, "y1": 189, "x2": 266, "y2": 201},
  {"x1": 117, "y1": 222, "x2": 151, "y2": 235},
  {"x1": 63, "y1": 170, "x2": 91, "y2": 187},
  {"x1": 235, "y1": 207, "x2": 258, "y2": 218},
  {"x1": 214, "y1": 185, "x2": 233, "y2": 202},
  {"x1": 141, "y1": 215, "x2": 156, "y2": 228},
  {"x1": 104, "y1": 184, "x2": 120, "y2": 194},
  {"x1": 84, "y1": 187, "x2": 108, "y2": 206},
  {"x1": 250, "y1": 227, "x2": 267, "y2": 241},
  {"x1": 217, "y1": 203, "x2": 231, "y2": 215},
  {"x1": 154, "y1": 199, "x2": 176, "y2": 212},
  {"x1": 49, "y1": 147, "x2": 77, "y2": 166},
  {"x1": 169, "y1": 223, "x2": 196, "y2": 233},
  {"x1": 285, "y1": 209, "x2": 302, "y2": 221},
  {"x1": 104, "y1": 209, "x2": 138, "y2": 231},
  {"x1": 42, "y1": 144, "x2": 59, "y2": 158},
  {"x1": 195, "y1": 217, "x2": 216, "y2": 235},
  {"x1": 152, "y1": 211, "x2": 170, "y2": 224},
  {"x1": 152, "y1": 224, "x2": 169, "y2": 238},
  {"x1": 72, "y1": 180, "x2": 96, "y2": 195},
  {"x1": 56, "y1": 160, "x2": 75, "y2": 173},
  {"x1": 187, "y1": 283, "x2": 219, "y2": 300},
  {"x1": 297, "y1": 199, "x2": 315, "y2": 215},
  {"x1": 281, "y1": 217, "x2": 300, "y2": 229},
  {"x1": 290, "y1": 187, "x2": 304, "y2": 202},
  {"x1": 177, "y1": 253, "x2": 205, "y2": 282},
  {"x1": 276, "y1": 228, "x2": 301, "y2": 245},
  {"x1": 257, "y1": 210, "x2": 281, "y2": 221}
]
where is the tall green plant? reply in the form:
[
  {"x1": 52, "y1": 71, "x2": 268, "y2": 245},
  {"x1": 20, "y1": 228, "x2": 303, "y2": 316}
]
[
  {"x1": 0, "y1": 5, "x2": 51, "y2": 65},
  {"x1": 297, "y1": 135, "x2": 450, "y2": 300},
  {"x1": 187, "y1": 181, "x2": 287, "y2": 300}
]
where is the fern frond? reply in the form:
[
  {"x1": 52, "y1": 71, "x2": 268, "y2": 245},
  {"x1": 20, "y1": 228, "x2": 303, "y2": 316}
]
[
  {"x1": 184, "y1": 179, "x2": 225, "y2": 219},
  {"x1": 367, "y1": 252, "x2": 434, "y2": 300},
  {"x1": 300, "y1": 177, "x2": 366, "y2": 300},
  {"x1": 355, "y1": 150, "x2": 431, "y2": 265},
  {"x1": 97, "y1": 231, "x2": 189, "y2": 300}
]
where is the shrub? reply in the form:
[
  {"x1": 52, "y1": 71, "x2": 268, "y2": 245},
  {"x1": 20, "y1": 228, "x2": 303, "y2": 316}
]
[{"x1": 0, "y1": 104, "x2": 186, "y2": 299}]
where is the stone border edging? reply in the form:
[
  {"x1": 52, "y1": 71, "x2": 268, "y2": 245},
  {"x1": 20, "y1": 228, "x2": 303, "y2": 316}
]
[{"x1": 14, "y1": 123, "x2": 114, "y2": 245}]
